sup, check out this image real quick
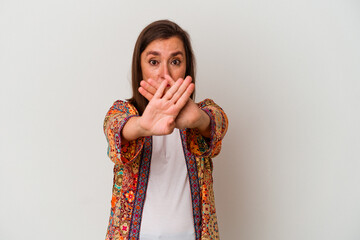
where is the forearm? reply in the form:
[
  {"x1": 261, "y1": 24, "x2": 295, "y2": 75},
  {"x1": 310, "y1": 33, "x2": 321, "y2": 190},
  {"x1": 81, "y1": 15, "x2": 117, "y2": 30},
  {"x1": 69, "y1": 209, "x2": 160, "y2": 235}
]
[
  {"x1": 186, "y1": 102, "x2": 228, "y2": 158},
  {"x1": 121, "y1": 116, "x2": 149, "y2": 143}
]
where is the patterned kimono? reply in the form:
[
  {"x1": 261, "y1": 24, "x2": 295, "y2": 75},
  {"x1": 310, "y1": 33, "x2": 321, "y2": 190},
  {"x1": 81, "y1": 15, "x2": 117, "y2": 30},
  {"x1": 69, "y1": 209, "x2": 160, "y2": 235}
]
[{"x1": 103, "y1": 99, "x2": 228, "y2": 240}]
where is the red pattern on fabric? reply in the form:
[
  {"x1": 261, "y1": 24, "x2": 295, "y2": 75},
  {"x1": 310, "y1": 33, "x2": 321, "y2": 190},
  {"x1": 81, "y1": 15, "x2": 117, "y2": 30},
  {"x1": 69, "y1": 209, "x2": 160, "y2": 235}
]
[{"x1": 104, "y1": 99, "x2": 228, "y2": 240}]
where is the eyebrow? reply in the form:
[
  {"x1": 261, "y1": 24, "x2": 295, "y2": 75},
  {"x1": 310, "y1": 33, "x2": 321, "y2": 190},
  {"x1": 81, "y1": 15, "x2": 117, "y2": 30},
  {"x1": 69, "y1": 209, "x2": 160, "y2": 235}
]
[{"x1": 146, "y1": 51, "x2": 184, "y2": 57}]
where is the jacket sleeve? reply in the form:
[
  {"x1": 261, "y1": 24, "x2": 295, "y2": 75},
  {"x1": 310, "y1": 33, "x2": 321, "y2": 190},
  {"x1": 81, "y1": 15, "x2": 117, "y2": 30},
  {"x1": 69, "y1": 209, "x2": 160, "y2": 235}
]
[
  {"x1": 103, "y1": 100, "x2": 144, "y2": 165},
  {"x1": 186, "y1": 99, "x2": 228, "y2": 158}
]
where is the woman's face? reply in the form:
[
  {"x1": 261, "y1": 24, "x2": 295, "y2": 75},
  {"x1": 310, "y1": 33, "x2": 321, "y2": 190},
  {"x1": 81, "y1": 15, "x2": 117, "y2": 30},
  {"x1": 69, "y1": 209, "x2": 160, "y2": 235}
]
[{"x1": 140, "y1": 36, "x2": 186, "y2": 85}]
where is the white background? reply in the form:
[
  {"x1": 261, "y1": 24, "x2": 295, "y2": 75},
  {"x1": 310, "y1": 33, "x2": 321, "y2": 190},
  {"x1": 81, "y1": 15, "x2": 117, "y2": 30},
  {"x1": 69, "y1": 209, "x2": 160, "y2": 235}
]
[{"x1": 1, "y1": 0, "x2": 360, "y2": 239}]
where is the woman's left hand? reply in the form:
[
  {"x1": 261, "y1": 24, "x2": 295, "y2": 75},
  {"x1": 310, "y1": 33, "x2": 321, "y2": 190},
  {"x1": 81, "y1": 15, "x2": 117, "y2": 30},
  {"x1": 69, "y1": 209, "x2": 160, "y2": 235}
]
[{"x1": 139, "y1": 75, "x2": 211, "y2": 137}]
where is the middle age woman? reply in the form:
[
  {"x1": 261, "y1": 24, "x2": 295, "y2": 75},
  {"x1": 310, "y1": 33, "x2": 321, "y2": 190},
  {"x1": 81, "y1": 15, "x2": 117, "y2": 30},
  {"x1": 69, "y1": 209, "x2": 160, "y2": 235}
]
[{"x1": 104, "y1": 20, "x2": 228, "y2": 240}]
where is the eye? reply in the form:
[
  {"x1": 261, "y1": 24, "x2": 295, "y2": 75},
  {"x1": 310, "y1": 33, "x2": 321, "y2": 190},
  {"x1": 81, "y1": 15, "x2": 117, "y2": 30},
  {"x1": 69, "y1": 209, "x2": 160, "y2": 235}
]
[
  {"x1": 149, "y1": 60, "x2": 158, "y2": 66},
  {"x1": 171, "y1": 59, "x2": 181, "y2": 65}
]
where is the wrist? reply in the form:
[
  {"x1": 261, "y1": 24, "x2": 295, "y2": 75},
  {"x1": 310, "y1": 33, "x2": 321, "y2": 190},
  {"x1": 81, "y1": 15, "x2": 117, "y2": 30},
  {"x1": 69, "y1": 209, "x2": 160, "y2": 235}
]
[
  {"x1": 136, "y1": 116, "x2": 151, "y2": 137},
  {"x1": 122, "y1": 116, "x2": 149, "y2": 142}
]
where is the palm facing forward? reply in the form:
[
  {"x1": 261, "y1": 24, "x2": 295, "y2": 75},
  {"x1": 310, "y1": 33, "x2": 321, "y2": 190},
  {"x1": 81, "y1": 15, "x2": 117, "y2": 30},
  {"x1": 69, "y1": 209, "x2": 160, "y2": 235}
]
[
  {"x1": 138, "y1": 77, "x2": 195, "y2": 136},
  {"x1": 138, "y1": 75, "x2": 210, "y2": 136}
]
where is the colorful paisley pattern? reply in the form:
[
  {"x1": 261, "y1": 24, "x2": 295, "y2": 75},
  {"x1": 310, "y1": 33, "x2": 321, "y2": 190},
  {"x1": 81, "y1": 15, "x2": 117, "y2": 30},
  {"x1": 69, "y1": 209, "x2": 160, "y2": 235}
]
[{"x1": 103, "y1": 99, "x2": 228, "y2": 240}]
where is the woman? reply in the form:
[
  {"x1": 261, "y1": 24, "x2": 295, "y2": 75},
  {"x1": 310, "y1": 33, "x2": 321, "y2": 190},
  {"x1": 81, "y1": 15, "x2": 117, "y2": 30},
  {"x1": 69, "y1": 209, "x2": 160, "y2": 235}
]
[{"x1": 104, "y1": 20, "x2": 228, "y2": 240}]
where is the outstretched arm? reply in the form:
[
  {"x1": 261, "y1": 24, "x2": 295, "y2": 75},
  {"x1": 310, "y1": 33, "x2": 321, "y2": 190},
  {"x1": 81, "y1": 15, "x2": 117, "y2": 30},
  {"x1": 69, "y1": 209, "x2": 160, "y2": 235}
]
[{"x1": 122, "y1": 77, "x2": 195, "y2": 142}]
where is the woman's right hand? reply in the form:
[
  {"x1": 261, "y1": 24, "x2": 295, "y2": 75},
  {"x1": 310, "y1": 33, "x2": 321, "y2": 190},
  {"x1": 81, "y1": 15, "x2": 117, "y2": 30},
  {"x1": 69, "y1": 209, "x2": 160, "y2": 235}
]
[{"x1": 121, "y1": 77, "x2": 195, "y2": 142}]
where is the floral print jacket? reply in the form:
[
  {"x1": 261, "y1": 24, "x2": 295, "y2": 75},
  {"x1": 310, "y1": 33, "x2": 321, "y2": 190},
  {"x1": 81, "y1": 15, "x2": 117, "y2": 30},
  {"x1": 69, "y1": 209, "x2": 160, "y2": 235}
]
[{"x1": 103, "y1": 99, "x2": 228, "y2": 240}]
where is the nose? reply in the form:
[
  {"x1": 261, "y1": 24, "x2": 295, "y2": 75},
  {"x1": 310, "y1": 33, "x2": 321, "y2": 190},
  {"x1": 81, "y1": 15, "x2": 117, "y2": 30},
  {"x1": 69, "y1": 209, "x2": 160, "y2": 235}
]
[{"x1": 159, "y1": 63, "x2": 170, "y2": 80}]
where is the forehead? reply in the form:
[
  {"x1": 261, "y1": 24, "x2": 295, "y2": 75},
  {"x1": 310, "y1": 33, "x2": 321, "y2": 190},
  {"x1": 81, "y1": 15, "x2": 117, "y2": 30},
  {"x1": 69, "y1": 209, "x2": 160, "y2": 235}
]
[{"x1": 143, "y1": 37, "x2": 185, "y2": 55}]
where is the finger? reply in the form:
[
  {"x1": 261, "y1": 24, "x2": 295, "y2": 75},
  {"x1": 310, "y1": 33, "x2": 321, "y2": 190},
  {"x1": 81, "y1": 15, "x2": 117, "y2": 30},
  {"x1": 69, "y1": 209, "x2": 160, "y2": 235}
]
[
  {"x1": 140, "y1": 80, "x2": 157, "y2": 96},
  {"x1": 185, "y1": 75, "x2": 193, "y2": 82},
  {"x1": 165, "y1": 74, "x2": 176, "y2": 87},
  {"x1": 138, "y1": 86, "x2": 154, "y2": 101},
  {"x1": 163, "y1": 78, "x2": 184, "y2": 100},
  {"x1": 147, "y1": 78, "x2": 161, "y2": 90},
  {"x1": 174, "y1": 83, "x2": 195, "y2": 108},
  {"x1": 170, "y1": 76, "x2": 193, "y2": 103},
  {"x1": 154, "y1": 80, "x2": 168, "y2": 98}
]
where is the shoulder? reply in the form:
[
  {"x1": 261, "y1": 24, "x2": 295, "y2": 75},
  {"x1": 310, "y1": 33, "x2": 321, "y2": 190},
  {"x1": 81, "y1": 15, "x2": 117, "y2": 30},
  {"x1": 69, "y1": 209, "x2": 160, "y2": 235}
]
[{"x1": 109, "y1": 100, "x2": 139, "y2": 115}]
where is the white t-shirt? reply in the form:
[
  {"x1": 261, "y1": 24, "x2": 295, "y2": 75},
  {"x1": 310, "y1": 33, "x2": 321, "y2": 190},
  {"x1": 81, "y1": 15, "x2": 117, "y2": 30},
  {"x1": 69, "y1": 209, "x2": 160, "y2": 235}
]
[{"x1": 139, "y1": 129, "x2": 195, "y2": 240}]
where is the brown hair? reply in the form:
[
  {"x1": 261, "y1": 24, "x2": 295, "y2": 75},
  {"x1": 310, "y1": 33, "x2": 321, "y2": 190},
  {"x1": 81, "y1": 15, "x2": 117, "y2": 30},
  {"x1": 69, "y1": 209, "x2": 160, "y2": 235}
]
[{"x1": 127, "y1": 19, "x2": 196, "y2": 115}]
